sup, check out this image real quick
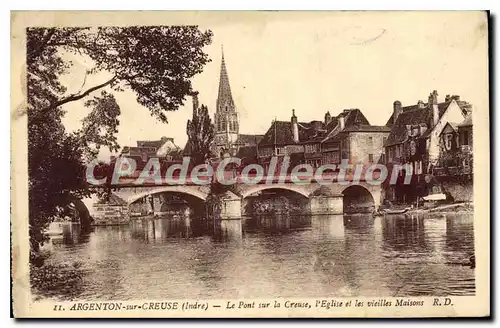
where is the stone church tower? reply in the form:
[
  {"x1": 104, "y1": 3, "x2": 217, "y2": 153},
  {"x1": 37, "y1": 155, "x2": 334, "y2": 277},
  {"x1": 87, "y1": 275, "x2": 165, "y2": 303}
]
[{"x1": 213, "y1": 49, "x2": 239, "y2": 158}]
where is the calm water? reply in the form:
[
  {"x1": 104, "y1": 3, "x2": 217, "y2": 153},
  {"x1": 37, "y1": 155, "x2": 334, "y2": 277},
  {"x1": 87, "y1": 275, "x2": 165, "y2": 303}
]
[{"x1": 40, "y1": 213, "x2": 475, "y2": 300}]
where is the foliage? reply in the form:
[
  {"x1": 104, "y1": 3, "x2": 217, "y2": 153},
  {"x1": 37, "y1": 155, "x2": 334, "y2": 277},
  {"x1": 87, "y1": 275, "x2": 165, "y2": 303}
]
[
  {"x1": 205, "y1": 182, "x2": 238, "y2": 219},
  {"x1": 30, "y1": 261, "x2": 85, "y2": 299},
  {"x1": 26, "y1": 26, "x2": 213, "y2": 262},
  {"x1": 186, "y1": 96, "x2": 215, "y2": 166},
  {"x1": 252, "y1": 196, "x2": 292, "y2": 216}
]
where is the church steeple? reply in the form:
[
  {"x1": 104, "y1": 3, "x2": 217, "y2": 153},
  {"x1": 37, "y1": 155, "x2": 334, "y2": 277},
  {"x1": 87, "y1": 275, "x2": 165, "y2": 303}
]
[
  {"x1": 213, "y1": 46, "x2": 239, "y2": 158},
  {"x1": 216, "y1": 46, "x2": 235, "y2": 113}
]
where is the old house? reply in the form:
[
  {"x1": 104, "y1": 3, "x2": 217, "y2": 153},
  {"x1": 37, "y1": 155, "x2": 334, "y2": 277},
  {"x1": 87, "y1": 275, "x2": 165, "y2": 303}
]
[
  {"x1": 256, "y1": 109, "x2": 308, "y2": 171},
  {"x1": 321, "y1": 109, "x2": 390, "y2": 166},
  {"x1": 435, "y1": 122, "x2": 461, "y2": 176},
  {"x1": 301, "y1": 115, "x2": 336, "y2": 168},
  {"x1": 434, "y1": 114, "x2": 473, "y2": 178},
  {"x1": 458, "y1": 114, "x2": 473, "y2": 149},
  {"x1": 384, "y1": 91, "x2": 471, "y2": 203},
  {"x1": 257, "y1": 108, "x2": 390, "y2": 172},
  {"x1": 457, "y1": 114, "x2": 473, "y2": 176},
  {"x1": 120, "y1": 136, "x2": 182, "y2": 169}
]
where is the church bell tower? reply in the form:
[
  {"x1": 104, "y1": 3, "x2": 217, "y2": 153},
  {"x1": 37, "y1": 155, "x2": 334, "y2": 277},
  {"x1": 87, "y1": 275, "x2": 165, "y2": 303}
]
[{"x1": 213, "y1": 47, "x2": 239, "y2": 158}]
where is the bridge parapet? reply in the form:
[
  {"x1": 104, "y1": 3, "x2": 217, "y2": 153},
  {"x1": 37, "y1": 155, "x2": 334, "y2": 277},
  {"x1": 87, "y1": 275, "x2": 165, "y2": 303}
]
[
  {"x1": 112, "y1": 184, "x2": 211, "y2": 204},
  {"x1": 97, "y1": 179, "x2": 382, "y2": 217}
]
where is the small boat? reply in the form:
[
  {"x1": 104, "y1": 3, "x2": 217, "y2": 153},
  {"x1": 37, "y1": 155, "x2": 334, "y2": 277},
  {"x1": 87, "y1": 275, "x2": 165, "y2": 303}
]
[
  {"x1": 423, "y1": 193, "x2": 447, "y2": 201},
  {"x1": 380, "y1": 208, "x2": 409, "y2": 215}
]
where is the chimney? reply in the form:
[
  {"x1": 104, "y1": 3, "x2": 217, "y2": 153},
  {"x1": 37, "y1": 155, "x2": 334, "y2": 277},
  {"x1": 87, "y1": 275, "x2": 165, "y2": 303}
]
[
  {"x1": 417, "y1": 100, "x2": 425, "y2": 109},
  {"x1": 311, "y1": 120, "x2": 323, "y2": 131},
  {"x1": 393, "y1": 100, "x2": 402, "y2": 123},
  {"x1": 451, "y1": 95, "x2": 460, "y2": 101},
  {"x1": 445, "y1": 94, "x2": 451, "y2": 102},
  {"x1": 429, "y1": 90, "x2": 439, "y2": 127},
  {"x1": 339, "y1": 115, "x2": 345, "y2": 130},
  {"x1": 324, "y1": 111, "x2": 332, "y2": 125},
  {"x1": 291, "y1": 109, "x2": 299, "y2": 143}
]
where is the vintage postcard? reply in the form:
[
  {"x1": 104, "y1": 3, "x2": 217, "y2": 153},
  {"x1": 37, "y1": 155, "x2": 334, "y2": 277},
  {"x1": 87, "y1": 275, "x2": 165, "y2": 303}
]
[{"x1": 11, "y1": 11, "x2": 490, "y2": 318}]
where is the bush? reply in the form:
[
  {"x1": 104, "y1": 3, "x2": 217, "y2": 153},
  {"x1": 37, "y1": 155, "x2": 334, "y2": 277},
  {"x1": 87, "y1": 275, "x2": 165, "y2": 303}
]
[{"x1": 30, "y1": 261, "x2": 85, "y2": 299}]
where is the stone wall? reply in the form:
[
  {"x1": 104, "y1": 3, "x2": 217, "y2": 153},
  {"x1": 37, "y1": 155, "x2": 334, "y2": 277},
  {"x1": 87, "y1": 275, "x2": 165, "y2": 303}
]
[
  {"x1": 442, "y1": 179, "x2": 473, "y2": 202},
  {"x1": 349, "y1": 132, "x2": 389, "y2": 165},
  {"x1": 310, "y1": 196, "x2": 343, "y2": 215},
  {"x1": 92, "y1": 204, "x2": 129, "y2": 225}
]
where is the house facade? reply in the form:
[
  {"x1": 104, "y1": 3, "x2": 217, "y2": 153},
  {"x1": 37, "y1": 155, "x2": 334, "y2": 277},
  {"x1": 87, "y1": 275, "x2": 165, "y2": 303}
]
[
  {"x1": 119, "y1": 136, "x2": 182, "y2": 168},
  {"x1": 257, "y1": 108, "x2": 390, "y2": 173},
  {"x1": 383, "y1": 90, "x2": 472, "y2": 203},
  {"x1": 434, "y1": 114, "x2": 473, "y2": 178},
  {"x1": 457, "y1": 115, "x2": 473, "y2": 176}
]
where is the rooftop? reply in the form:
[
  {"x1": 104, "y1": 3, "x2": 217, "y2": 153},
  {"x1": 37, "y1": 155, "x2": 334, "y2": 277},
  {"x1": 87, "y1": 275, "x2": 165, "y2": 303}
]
[
  {"x1": 384, "y1": 98, "x2": 470, "y2": 146},
  {"x1": 259, "y1": 108, "x2": 373, "y2": 147}
]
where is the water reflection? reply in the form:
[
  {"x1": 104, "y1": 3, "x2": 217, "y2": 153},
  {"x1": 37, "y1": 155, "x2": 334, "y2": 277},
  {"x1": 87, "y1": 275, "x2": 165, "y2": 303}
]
[
  {"x1": 39, "y1": 213, "x2": 475, "y2": 300},
  {"x1": 310, "y1": 216, "x2": 347, "y2": 294},
  {"x1": 213, "y1": 219, "x2": 242, "y2": 242},
  {"x1": 446, "y1": 215, "x2": 475, "y2": 254},
  {"x1": 45, "y1": 222, "x2": 93, "y2": 248},
  {"x1": 244, "y1": 215, "x2": 311, "y2": 234},
  {"x1": 381, "y1": 215, "x2": 428, "y2": 253},
  {"x1": 129, "y1": 215, "x2": 212, "y2": 242}
]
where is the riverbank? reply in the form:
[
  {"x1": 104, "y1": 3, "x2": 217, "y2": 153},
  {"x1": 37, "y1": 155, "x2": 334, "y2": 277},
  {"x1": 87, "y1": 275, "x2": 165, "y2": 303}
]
[
  {"x1": 378, "y1": 202, "x2": 473, "y2": 216},
  {"x1": 30, "y1": 251, "x2": 86, "y2": 300}
]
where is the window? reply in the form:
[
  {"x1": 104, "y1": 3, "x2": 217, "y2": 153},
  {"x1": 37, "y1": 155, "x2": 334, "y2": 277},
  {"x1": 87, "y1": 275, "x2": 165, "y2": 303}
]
[
  {"x1": 417, "y1": 160, "x2": 423, "y2": 174},
  {"x1": 462, "y1": 131, "x2": 469, "y2": 145},
  {"x1": 368, "y1": 137, "x2": 373, "y2": 147},
  {"x1": 368, "y1": 154, "x2": 374, "y2": 163}
]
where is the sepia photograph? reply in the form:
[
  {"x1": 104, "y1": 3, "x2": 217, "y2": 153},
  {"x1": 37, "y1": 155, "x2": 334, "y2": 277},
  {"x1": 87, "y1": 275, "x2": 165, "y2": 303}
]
[{"x1": 11, "y1": 10, "x2": 490, "y2": 318}]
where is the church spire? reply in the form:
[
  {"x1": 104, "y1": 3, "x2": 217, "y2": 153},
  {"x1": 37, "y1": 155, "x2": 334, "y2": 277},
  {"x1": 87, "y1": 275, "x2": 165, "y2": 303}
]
[{"x1": 216, "y1": 46, "x2": 235, "y2": 113}]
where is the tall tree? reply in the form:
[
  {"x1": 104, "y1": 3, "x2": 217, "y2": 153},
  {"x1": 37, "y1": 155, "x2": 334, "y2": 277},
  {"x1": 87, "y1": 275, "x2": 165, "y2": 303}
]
[
  {"x1": 186, "y1": 93, "x2": 215, "y2": 166},
  {"x1": 26, "y1": 26, "x2": 213, "y2": 262}
]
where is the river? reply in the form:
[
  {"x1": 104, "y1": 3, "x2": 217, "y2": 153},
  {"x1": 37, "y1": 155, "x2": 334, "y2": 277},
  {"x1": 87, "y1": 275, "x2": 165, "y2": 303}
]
[{"x1": 38, "y1": 213, "x2": 475, "y2": 301}]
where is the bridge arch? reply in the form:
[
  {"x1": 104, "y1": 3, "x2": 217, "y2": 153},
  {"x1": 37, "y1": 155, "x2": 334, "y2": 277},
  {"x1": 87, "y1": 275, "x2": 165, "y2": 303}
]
[
  {"x1": 125, "y1": 185, "x2": 209, "y2": 205},
  {"x1": 240, "y1": 184, "x2": 312, "y2": 199},
  {"x1": 241, "y1": 185, "x2": 311, "y2": 217},
  {"x1": 341, "y1": 185, "x2": 377, "y2": 214}
]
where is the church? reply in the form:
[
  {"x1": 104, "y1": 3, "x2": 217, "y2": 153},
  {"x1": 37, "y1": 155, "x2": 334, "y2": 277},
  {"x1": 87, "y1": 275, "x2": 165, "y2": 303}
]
[{"x1": 212, "y1": 49, "x2": 263, "y2": 160}]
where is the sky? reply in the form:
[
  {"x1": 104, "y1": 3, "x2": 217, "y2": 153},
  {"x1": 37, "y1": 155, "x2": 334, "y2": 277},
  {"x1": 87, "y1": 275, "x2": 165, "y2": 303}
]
[{"x1": 60, "y1": 11, "x2": 489, "y2": 161}]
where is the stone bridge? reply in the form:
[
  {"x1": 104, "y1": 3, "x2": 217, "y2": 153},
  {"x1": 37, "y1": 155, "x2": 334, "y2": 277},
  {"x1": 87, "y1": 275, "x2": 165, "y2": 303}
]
[{"x1": 106, "y1": 180, "x2": 382, "y2": 219}]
